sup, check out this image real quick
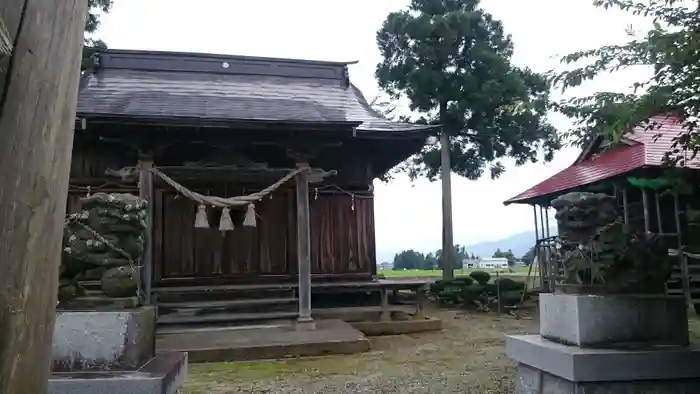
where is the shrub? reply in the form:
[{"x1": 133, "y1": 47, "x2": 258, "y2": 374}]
[
  {"x1": 483, "y1": 283, "x2": 498, "y2": 296},
  {"x1": 437, "y1": 288, "x2": 461, "y2": 302},
  {"x1": 499, "y1": 290, "x2": 524, "y2": 306},
  {"x1": 453, "y1": 276, "x2": 474, "y2": 286},
  {"x1": 461, "y1": 283, "x2": 485, "y2": 302},
  {"x1": 429, "y1": 282, "x2": 445, "y2": 295},
  {"x1": 494, "y1": 278, "x2": 522, "y2": 292},
  {"x1": 469, "y1": 270, "x2": 491, "y2": 285}
]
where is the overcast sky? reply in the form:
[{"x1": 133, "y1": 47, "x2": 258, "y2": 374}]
[{"x1": 98, "y1": 0, "x2": 650, "y2": 259}]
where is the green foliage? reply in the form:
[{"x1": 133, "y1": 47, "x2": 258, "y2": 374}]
[
  {"x1": 550, "y1": 0, "x2": 700, "y2": 162},
  {"x1": 392, "y1": 249, "x2": 428, "y2": 270},
  {"x1": 521, "y1": 245, "x2": 536, "y2": 266},
  {"x1": 375, "y1": 0, "x2": 561, "y2": 181},
  {"x1": 392, "y1": 244, "x2": 471, "y2": 270},
  {"x1": 492, "y1": 248, "x2": 517, "y2": 265},
  {"x1": 468, "y1": 270, "x2": 490, "y2": 285},
  {"x1": 83, "y1": 0, "x2": 113, "y2": 69}
]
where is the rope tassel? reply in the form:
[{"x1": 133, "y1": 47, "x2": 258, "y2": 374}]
[
  {"x1": 194, "y1": 204, "x2": 210, "y2": 228},
  {"x1": 243, "y1": 203, "x2": 256, "y2": 227},
  {"x1": 219, "y1": 207, "x2": 235, "y2": 231}
]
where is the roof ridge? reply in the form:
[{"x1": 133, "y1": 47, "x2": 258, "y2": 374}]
[
  {"x1": 93, "y1": 49, "x2": 357, "y2": 82},
  {"x1": 98, "y1": 48, "x2": 359, "y2": 67}
]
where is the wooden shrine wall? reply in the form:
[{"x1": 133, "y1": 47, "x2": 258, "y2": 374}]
[{"x1": 152, "y1": 185, "x2": 376, "y2": 284}]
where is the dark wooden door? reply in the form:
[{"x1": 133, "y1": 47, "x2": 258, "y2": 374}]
[
  {"x1": 309, "y1": 194, "x2": 376, "y2": 277},
  {"x1": 153, "y1": 188, "x2": 297, "y2": 284}
]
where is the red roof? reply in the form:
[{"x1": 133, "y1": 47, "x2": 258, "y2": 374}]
[{"x1": 503, "y1": 115, "x2": 699, "y2": 206}]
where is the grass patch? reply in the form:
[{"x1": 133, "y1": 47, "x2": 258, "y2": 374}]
[{"x1": 187, "y1": 355, "x2": 371, "y2": 384}]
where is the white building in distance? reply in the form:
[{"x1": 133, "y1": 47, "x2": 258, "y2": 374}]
[{"x1": 463, "y1": 257, "x2": 509, "y2": 270}]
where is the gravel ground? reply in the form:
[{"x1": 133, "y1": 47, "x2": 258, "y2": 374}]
[{"x1": 182, "y1": 307, "x2": 538, "y2": 394}]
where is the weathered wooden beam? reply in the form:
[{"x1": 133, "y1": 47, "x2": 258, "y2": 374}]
[
  {"x1": 138, "y1": 156, "x2": 155, "y2": 305},
  {"x1": 0, "y1": 2, "x2": 88, "y2": 393},
  {"x1": 295, "y1": 162, "x2": 313, "y2": 327}
]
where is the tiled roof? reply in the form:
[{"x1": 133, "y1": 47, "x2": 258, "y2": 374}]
[
  {"x1": 503, "y1": 115, "x2": 696, "y2": 205},
  {"x1": 77, "y1": 49, "x2": 436, "y2": 133}
]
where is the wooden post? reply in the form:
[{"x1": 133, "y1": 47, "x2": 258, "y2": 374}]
[
  {"x1": 0, "y1": 2, "x2": 88, "y2": 393},
  {"x1": 622, "y1": 187, "x2": 629, "y2": 232},
  {"x1": 673, "y1": 193, "x2": 691, "y2": 307},
  {"x1": 138, "y1": 156, "x2": 154, "y2": 305},
  {"x1": 440, "y1": 131, "x2": 455, "y2": 281},
  {"x1": 642, "y1": 189, "x2": 651, "y2": 235},
  {"x1": 380, "y1": 288, "x2": 391, "y2": 321},
  {"x1": 295, "y1": 162, "x2": 314, "y2": 327},
  {"x1": 415, "y1": 284, "x2": 428, "y2": 320}
]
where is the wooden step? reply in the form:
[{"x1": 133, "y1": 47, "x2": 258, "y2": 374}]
[
  {"x1": 312, "y1": 305, "x2": 415, "y2": 317},
  {"x1": 155, "y1": 285, "x2": 296, "y2": 303},
  {"x1": 155, "y1": 283, "x2": 296, "y2": 294},
  {"x1": 158, "y1": 297, "x2": 297, "y2": 310},
  {"x1": 158, "y1": 311, "x2": 299, "y2": 325},
  {"x1": 666, "y1": 288, "x2": 700, "y2": 296}
]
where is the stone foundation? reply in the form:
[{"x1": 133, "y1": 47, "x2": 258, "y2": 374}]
[
  {"x1": 508, "y1": 335, "x2": 700, "y2": 393},
  {"x1": 48, "y1": 352, "x2": 187, "y2": 394},
  {"x1": 508, "y1": 294, "x2": 700, "y2": 393},
  {"x1": 52, "y1": 307, "x2": 156, "y2": 372},
  {"x1": 540, "y1": 293, "x2": 689, "y2": 347}
]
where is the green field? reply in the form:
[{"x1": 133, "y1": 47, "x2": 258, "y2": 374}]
[
  {"x1": 378, "y1": 266, "x2": 538, "y2": 288},
  {"x1": 379, "y1": 266, "x2": 530, "y2": 278}
]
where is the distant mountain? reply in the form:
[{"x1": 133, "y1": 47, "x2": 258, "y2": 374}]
[{"x1": 465, "y1": 227, "x2": 557, "y2": 258}]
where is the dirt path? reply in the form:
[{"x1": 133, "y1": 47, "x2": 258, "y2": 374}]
[{"x1": 182, "y1": 308, "x2": 538, "y2": 393}]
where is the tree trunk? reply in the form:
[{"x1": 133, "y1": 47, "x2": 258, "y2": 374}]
[
  {"x1": 0, "y1": 2, "x2": 88, "y2": 393},
  {"x1": 440, "y1": 130, "x2": 455, "y2": 281}
]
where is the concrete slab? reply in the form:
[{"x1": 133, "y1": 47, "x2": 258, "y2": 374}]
[
  {"x1": 52, "y1": 307, "x2": 156, "y2": 372},
  {"x1": 350, "y1": 317, "x2": 442, "y2": 336},
  {"x1": 48, "y1": 352, "x2": 187, "y2": 394},
  {"x1": 156, "y1": 319, "x2": 370, "y2": 362},
  {"x1": 506, "y1": 334, "x2": 700, "y2": 382},
  {"x1": 539, "y1": 293, "x2": 689, "y2": 348}
]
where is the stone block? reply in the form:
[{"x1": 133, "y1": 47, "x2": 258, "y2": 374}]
[
  {"x1": 506, "y1": 335, "x2": 700, "y2": 383},
  {"x1": 539, "y1": 293, "x2": 688, "y2": 347},
  {"x1": 48, "y1": 352, "x2": 187, "y2": 394},
  {"x1": 516, "y1": 362, "x2": 700, "y2": 394},
  {"x1": 52, "y1": 307, "x2": 156, "y2": 372}
]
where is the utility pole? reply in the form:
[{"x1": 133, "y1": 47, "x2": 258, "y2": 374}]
[
  {"x1": 440, "y1": 130, "x2": 455, "y2": 281},
  {"x1": 0, "y1": 2, "x2": 88, "y2": 394}
]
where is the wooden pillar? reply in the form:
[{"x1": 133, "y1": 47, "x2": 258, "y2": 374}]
[
  {"x1": 295, "y1": 162, "x2": 313, "y2": 326},
  {"x1": 138, "y1": 156, "x2": 154, "y2": 305},
  {"x1": 380, "y1": 288, "x2": 391, "y2": 321},
  {"x1": 440, "y1": 130, "x2": 455, "y2": 281},
  {"x1": 0, "y1": 2, "x2": 88, "y2": 393}
]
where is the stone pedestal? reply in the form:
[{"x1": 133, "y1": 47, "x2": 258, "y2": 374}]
[
  {"x1": 49, "y1": 307, "x2": 188, "y2": 394},
  {"x1": 540, "y1": 293, "x2": 689, "y2": 347},
  {"x1": 52, "y1": 307, "x2": 156, "y2": 371},
  {"x1": 507, "y1": 294, "x2": 700, "y2": 393}
]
